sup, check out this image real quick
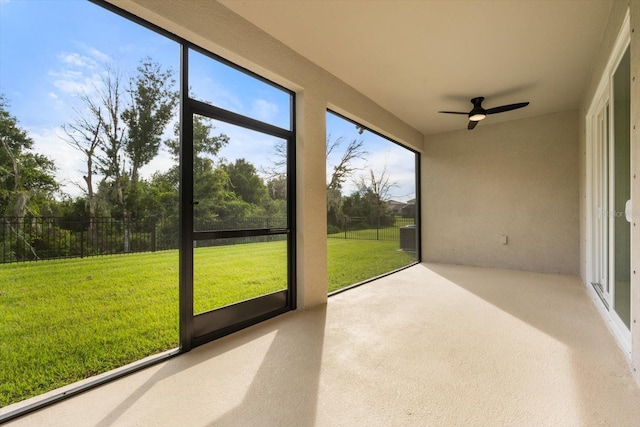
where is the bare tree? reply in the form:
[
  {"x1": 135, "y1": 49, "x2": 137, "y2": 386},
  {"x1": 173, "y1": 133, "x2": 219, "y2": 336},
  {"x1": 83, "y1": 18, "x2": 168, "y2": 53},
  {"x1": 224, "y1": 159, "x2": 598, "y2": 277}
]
[
  {"x1": 263, "y1": 135, "x2": 367, "y2": 193},
  {"x1": 61, "y1": 103, "x2": 103, "y2": 246},
  {"x1": 326, "y1": 135, "x2": 367, "y2": 191},
  {"x1": 61, "y1": 64, "x2": 128, "y2": 250},
  {"x1": 67, "y1": 60, "x2": 177, "y2": 253},
  {"x1": 355, "y1": 166, "x2": 398, "y2": 204},
  {"x1": 260, "y1": 139, "x2": 288, "y2": 179},
  {"x1": 89, "y1": 64, "x2": 128, "y2": 213}
]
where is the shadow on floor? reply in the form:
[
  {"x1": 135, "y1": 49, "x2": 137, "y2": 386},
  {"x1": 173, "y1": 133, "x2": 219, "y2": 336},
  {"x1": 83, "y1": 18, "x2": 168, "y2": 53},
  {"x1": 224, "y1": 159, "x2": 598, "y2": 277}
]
[
  {"x1": 423, "y1": 262, "x2": 639, "y2": 425},
  {"x1": 94, "y1": 306, "x2": 326, "y2": 427},
  {"x1": 210, "y1": 306, "x2": 326, "y2": 426}
]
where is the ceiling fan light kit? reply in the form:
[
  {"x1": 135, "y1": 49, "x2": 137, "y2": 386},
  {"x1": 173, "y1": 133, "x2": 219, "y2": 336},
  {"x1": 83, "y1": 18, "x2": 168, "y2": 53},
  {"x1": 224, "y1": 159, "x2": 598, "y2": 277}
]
[{"x1": 438, "y1": 96, "x2": 529, "y2": 130}]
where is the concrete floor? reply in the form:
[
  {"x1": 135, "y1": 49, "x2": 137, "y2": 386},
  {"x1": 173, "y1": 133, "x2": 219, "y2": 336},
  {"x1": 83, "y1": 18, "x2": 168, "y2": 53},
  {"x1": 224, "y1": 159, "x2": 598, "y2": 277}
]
[{"x1": 5, "y1": 263, "x2": 640, "y2": 426}]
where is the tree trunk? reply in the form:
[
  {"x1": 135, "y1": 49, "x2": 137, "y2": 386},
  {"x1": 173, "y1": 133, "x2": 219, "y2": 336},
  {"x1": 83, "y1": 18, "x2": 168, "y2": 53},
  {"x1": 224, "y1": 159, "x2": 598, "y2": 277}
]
[{"x1": 83, "y1": 159, "x2": 97, "y2": 250}]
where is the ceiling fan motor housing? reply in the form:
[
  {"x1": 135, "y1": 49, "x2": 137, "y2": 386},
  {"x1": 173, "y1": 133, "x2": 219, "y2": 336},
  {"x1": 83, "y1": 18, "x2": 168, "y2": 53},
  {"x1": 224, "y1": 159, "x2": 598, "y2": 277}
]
[{"x1": 469, "y1": 97, "x2": 486, "y2": 121}]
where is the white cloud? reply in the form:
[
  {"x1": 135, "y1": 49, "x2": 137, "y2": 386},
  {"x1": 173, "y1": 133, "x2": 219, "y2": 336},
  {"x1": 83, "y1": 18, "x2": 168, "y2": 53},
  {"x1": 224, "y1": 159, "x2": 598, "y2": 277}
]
[
  {"x1": 139, "y1": 148, "x2": 176, "y2": 180},
  {"x1": 215, "y1": 121, "x2": 280, "y2": 172},
  {"x1": 47, "y1": 91, "x2": 66, "y2": 112},
  {"x1": 58, "y1": 52, "x2": 98, "y2": 69},
  {"x1": 85, "y1": 46, "x2": 110, "y2": 64},
  {"x1": 193, "y1": 78, "x2": 244, "y2": 113},
  {"x1": 49, "y1": 68, "x2": 102, "y2": 95},
  {"x1": 251, "y1": 99, "x2": 278, "y2": 123},
  {"x1": 29, "y1": 126, "x2": 88, "y2": 197},
  {"x1": 49, "y1": 49, "x2": 105, "y2": 96},
  {"x1": 72, "y1": 42, "x2": 111, "y2": 64},
  {"x1": 48, "y1": 44, "x2": 112, "y2": 99}
]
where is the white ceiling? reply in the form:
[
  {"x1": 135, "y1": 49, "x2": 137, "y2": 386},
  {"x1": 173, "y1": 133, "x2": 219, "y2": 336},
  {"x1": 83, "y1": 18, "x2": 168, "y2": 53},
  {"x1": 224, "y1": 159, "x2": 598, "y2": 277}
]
[{"x1": 218, "y1": 0, "x2": 613, "y2": 136}]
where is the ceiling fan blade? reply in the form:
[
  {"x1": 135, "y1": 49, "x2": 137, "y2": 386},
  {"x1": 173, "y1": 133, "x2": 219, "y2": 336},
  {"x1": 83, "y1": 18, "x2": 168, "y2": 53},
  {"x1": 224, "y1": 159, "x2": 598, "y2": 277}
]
[
  {"x1": 438, "y1": 111, "x2": 469, "y2": 115},
  {"x1": 467, "y1": 120, "x2": 478, "y2": 130},
  {"x1": 485, "y1": 102, "x2": 529, "y2": 115}
]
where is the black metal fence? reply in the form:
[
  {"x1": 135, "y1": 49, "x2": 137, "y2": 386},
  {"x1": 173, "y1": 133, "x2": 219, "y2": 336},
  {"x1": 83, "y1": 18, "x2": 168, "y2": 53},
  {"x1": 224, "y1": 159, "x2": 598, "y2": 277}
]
[
  {"x1": 0, "y1": 216, "x2": 287, "y2": 264},
  {"x1": 1, "y1": 215, "x2": 414, "y2": 263},
  {"x1": 0, "y1": 216, "x2": 169, "y2": 264},
  {"x1": 327, "y1": 216, "x2": 416, "y2": 242}
]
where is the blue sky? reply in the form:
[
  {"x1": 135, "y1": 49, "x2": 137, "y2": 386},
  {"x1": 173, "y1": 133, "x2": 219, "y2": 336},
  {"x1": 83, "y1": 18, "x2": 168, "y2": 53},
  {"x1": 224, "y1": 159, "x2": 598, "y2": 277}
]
[
  {"x1": 0, "y1": 0, "x2": 415, "y2": 202},
  {"x1": 326, "y1": 112, "x2": 416, "y2": 202}
]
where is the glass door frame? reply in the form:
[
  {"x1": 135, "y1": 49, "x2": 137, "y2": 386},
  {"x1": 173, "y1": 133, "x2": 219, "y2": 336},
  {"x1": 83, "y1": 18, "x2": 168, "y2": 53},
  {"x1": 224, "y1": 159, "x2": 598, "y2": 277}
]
[
  {"x1": 590, "y1": 95, "x2": 610, "y2": 307},
  {"x1": 179, "y1": 45, "x2": 296, "y2": 351},
  {"x1": 586, "y1": 9, "x2": 631, "y2": 352}
]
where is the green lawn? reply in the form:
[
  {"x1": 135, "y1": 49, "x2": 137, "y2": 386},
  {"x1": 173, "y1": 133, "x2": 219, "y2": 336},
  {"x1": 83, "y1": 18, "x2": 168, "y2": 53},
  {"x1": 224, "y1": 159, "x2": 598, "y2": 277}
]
[
  {"x1": 0, "y1": 239, "x2": 415, "y2": 406},
  {"x1": 327, "y1": 239, "x2": 415, "y2": 292}
]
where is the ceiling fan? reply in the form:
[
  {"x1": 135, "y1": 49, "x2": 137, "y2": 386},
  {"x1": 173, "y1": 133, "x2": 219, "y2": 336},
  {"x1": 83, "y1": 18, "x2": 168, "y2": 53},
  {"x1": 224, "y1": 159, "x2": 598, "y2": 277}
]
[{"x1": 438, "y1": 97, "x2": 529, "y2": 130}]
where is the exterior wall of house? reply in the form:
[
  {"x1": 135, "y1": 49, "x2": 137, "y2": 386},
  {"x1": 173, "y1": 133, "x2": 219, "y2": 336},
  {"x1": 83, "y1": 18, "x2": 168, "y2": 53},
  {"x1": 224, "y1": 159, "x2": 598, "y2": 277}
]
[
  {"x1": 107, "y1": 0, "x2": 424, "y2": 309},
  {"x1": 579, "y1": 0, "x2": 640, "y2": 384},
  {"x1": 422, "y1": 110, "x2": 580, "y2": 275}
]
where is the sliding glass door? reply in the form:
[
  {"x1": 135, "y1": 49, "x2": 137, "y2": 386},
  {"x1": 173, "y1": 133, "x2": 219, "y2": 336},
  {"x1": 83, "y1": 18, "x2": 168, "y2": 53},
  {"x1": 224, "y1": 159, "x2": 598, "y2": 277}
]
[
  {"x1": 611, "y1": 47, "x2": 631, "y2": 329},
  {"x1": 589, "y1": 43, "x2": 631, "y2": 341}
]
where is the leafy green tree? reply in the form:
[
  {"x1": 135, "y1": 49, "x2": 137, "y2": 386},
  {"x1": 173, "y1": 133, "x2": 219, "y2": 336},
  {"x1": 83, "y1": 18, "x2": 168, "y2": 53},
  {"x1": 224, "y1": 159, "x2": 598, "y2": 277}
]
[
  {"x1": 0, "y1": 94, "x2": 58, "y2": 217},
  {"x1": 164, "y1": 114, "x2": 238, "y2": 227},
  {"x1": 266, "y1": 175, "x2": 287, "y2": 200},
  {"x1": 342, "y1": 168, "x2": 397, "y2": 228},
  {"x1": 119, "y1": 59, "x2": 177, "y2": 251},
  {"x1": 166, "y1": 114, "x2": 229, "y2": 172},
  {"x1": 141, "y1": 171, "x2": 178, "y2": 219},
  {"x1": 265, "y1": 175, "x2": 288, "y2": 218},
  {"x1": 223, "y1": 158, "x2": 267, "y2": 206},
  {"x1": 354, "y1": 167, "x2": 397, "y2": 208},
  {"x1": 0, "y1": 94, "x2": 59, "y2": 260},
  {"x1": 122, "y1": 58, "x2": 178, "y2": 202},
  {"x1": 141, "y1": 172, "x2": 180, "y2": 249},
  {"x1": 68, "y1": 59, "x2": 177, "y2": 252}
]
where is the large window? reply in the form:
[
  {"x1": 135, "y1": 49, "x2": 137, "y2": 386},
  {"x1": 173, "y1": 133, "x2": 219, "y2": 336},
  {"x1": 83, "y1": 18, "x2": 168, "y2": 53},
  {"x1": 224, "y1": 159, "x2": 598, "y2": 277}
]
[
  {"x1": 326, "y1": 111, "x2": 419, "y2": 293},
  {"x1": 0, "y1": 0, "x2": 294, "y2": 418},
  {"x1": 0, "y1": 1, "x2": 180, "y2": 410}
]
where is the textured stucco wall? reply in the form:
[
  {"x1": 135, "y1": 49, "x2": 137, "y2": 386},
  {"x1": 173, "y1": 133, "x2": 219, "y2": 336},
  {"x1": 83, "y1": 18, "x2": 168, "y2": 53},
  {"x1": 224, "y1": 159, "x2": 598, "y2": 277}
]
[
  {"x1": 422, "y1": 110, "x2": 579, "y2": 275},
  {"x1": 107, "y1": 0, "x2": 423, "y2": 309},
  {"x1": 578, "y1": 0, "x2": 639, "y2": 384}
]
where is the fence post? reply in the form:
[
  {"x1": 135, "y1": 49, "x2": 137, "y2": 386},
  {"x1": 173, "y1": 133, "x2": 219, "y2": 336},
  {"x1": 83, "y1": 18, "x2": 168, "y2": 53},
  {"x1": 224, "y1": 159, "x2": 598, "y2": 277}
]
[
  {"x1": 377, "y1": 216, "x2": 380, "y2": 240},
  {"x1": 80, "y1": 219, "x2": 85, "y2": 258},
  {"x1": 151, "y1": 216, "x2": 157, "y2": 252},
  {"x1": 343, "y1": 216, "x2": 347, "y2": 240}
]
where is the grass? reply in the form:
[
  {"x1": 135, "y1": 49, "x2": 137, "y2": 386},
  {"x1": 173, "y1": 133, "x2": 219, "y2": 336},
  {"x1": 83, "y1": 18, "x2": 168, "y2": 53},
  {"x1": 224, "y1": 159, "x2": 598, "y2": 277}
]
[
  {"x1": 193, "y1": 241, "x2": 287, "y2": 313},
  {"x1": 0, "y1": 251, "x2": 180, "y2": 407},
  {"x1": 0, "y1": 239, "x2": 415, "y2": 407},
  {"x1": 327, "y1": 239, "x2": 415, "y2": 292}
]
